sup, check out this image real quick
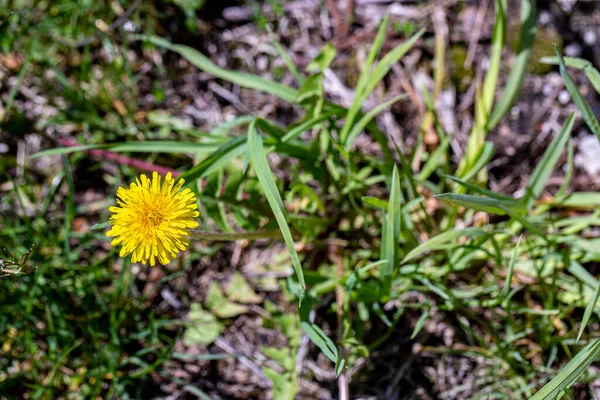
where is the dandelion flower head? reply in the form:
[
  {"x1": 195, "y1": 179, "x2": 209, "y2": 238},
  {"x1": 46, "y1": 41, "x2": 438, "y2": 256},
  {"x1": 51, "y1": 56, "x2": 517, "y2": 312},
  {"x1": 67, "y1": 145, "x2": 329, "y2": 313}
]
[{"x1": 107, "y1": 172, "x2": 199, "y2": 266}]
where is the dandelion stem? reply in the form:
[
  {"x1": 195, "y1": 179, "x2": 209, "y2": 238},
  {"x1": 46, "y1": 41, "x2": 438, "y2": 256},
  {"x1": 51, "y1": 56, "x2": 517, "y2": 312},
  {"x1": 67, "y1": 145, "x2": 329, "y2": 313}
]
[{"x1": 188, "y1": 230, "x2": 282, "y2": 241}]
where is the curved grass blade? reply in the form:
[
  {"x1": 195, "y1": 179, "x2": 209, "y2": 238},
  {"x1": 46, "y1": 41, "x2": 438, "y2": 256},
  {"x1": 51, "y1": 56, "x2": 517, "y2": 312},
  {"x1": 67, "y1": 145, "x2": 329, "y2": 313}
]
[
  {"x1": 179, "y1": 135, "x2": 248, "y2": 183},
  {"x1": 577, "y1": 276, "x2": 600, "y2": 342},
  {"x1": 138, "y1": 35, "x2": 297, "y2": 102},
  {"x1": 435, "y1": 193, "x2": 526, "y2": 215},
  {"x1": 524, "y1": 112, "x2": 575, "y2": 209},
  {"x1": 487, "y1": 0, "x2": 536, "y2": 130},
  {"x1": 555, "y1": 49, "x2": 600, "y2": 141},
  {"x1": 247, "y1": 121, "x2": 305, "y2": 297},
  {"x1": 541, "y1": 55, "x2": 600, "y2": 93},
  {"x1": 402, "y1": 228, "x2": 487, "y2": 264},
  {"x1": 340, "y1": 27, "x2": 425, "y2": 145},
  {"x1": 530, "y1": 338, "x2": 600, "y2": 400},
  {"x1": 481, "y1": 0, "x2": 507, "y2": 118},
  {"x1": 345, "y1": 94, "x2": 406, "y2": 151}
]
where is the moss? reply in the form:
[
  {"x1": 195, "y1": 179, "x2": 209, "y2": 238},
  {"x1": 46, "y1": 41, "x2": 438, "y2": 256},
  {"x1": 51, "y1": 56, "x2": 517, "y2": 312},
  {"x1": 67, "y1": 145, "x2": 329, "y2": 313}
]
[
  {"x1": 508, "y1": 21, "x2": 563, "y2": 75},
  {"x1": 450, "y1": 45, "x2": 474, "y2": 93}
]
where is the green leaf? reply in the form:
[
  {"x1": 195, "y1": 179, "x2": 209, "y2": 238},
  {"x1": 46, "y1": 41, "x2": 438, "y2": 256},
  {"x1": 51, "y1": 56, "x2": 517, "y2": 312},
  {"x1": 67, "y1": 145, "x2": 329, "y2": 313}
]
[
  {"x1": 525, "y1": 112, "x2": 575, "y2": 209},
  {"x1": 179, "y1": 135, "x2": 247, "y2": 184},
  {"x1": 435, "y1": 193, "x2": 526, "y2": 215},
  {"x1": 299, "y1": 296, "x2": 343, "y2": 376},
  {"x1": 295, "y1": 74, "x2": 323, "y2": 103},
  {"x1": 344, "y1": 94, "x2": 406, "y2": 151},
  {"x1": 139, "y1": 35, "x2": 297, "y2": 102},
  {"x1": 481, "y1": 0, "x2": 506, "y2": 118},
  {"x1": 340, "y1": 27, "x2": 424, "y2": 145},
  {"x1": 226, "y1": 272, "x2": 262, "y2": 304},
  {"x1": 402, "y1": 228, "x2": 487, "y2": 264},
  {"x1": 487, "y1": 0, "x2": 535, "y2": 130},
  {"x1": 540, "y1": 55, "x2": 600, "y2": 93},
  {"x1": 33, "y1": 140, "x2": 221, "y2": 159},
  {"x1": 555, "y1": 49, "x2": 600, "y2": 141},
  {"x1": 501, "y1": 235, "x2": 522, "y2": 300},
  {"x1": 577, "y1": 277, "x2": 600, "y2": 343},
  {"x1": 443, "y1": 175, "x2": 515, "y2": 201},
  {"x1": 460, "y1": 141, "x2": 495, "y2": 182},
  {"x1": 530, "y1": 338, "x2": 600, "y2": 400},
  {"x1": 307, "y1": 43, "x2": 336, "y2": 73},
  {"x1": 411, "y1": 310, "x2": 430, "y2": 339},
  {"x1": 247, "y1": 121, "x2": 305, "y2": 297},
  {"x1": 183, "y1": 303, "x2": 223, "y2": 346},
  {"x1": 381, "y1": 165, "x2": 402, "y2": 296},
  {"x1": 205, "y1": 281, "x2": 248, "y2": 319}
]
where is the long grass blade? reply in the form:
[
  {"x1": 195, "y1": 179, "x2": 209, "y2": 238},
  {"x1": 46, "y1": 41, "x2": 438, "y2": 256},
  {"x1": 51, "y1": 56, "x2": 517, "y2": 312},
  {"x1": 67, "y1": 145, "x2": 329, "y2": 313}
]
[
  {"x1": 247, "y1": 121, "x2": 305, "y2": 297},
  {"x1": 139, "y1": 35, "x2": 297, "y2": 102},
  {"x1": 487, "y1": 0, "x2": 535, "y2": 130},
  {"x1": 524, "y1": 112, "x2": 575, "y2": 209}
]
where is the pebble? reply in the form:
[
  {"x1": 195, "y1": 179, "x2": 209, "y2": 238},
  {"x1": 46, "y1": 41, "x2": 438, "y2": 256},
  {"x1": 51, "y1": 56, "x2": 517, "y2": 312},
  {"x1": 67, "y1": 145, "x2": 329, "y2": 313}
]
[
  {"x1": 576, "y1": 135, "x2": 600, "y2": 176},
  {"x1": 565, "y1": 43, "x2": 582, "y2": 57},
  {"x1": 558, "y1": 90, "x2": 571, "y2": 105}
]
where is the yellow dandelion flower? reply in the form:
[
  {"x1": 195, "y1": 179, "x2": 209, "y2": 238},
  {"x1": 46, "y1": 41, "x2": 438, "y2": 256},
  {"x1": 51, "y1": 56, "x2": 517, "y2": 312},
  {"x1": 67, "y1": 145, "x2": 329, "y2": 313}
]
[{"x1": 107, "y1": 172, "x2": 199, "y2": 266}]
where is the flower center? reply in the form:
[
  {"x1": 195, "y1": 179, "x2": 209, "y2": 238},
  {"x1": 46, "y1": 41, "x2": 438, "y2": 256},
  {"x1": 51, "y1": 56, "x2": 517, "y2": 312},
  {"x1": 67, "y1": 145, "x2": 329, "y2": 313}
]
[{"x1": 141, "y1": 208, "x2": 165, "y2": 229}]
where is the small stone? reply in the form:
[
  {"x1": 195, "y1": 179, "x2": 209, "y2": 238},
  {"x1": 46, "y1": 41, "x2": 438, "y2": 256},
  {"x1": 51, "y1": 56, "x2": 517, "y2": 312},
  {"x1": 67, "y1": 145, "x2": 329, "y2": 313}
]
[
  {"x1": 564, "y1": 43, "x2": 582, "y2": 57},
  {"x1": 558, "y1": 90, "x2": 571, "y2": 105},
  {"x1": 575, "y1": 135, "x2": 600, "y2": 176}
]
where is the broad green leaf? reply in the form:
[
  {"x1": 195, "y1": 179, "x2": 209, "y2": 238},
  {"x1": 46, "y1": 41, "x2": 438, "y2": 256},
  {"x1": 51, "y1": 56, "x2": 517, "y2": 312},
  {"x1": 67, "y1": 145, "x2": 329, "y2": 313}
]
[
  {"x1": 179, "y1": 135, "x2": 247, "y2": 184},
  {"x1": 263, "y1": 368, "x2": 298, "y2": 400},
  {"x1": 247, "y1": 121, "x2": 305, "y2": 296},
  {"x1": 402, "y1": 228, "x2": 487, "y2": 263},
  {"x1": 530, "y1": 338, "x2": 600, "y2": 400},
  {"x1": 295, "y1": 74, "x2": 323, "y2": 103},
  {"x1": 555, "y1": 49, "x2": 600, "y2": 141},
  {"x1": 183, "y1": 303, "x2": 223, "y2": 346},
  {"x1": 525, "y1": 112, "x2": 575, "y2": 209},
  {"x1": 541, "y1": 55, "x2": 600, "y2": 93},
  {"x1": 487, "y1": 0, "x2": 536, "y2": 130},
  {"x1": 307, "y1": 43, "x2": 336, "y2": 72},
  {"x1": 226, "y1": 272, "x2": 262, "y2": 304},
  {"x1": 139, "y1": 35, "x2": 297, "y2": 102},
  {"x1": 204, "y1": 281, "x2": 248, "y2": 318},
  {"x1": 435, "y1": 193, "x2": 525, "y2": 215}
]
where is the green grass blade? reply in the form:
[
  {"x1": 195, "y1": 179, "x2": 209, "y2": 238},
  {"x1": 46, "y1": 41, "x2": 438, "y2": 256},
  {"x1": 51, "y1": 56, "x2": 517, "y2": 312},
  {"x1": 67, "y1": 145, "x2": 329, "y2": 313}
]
[
  {"x1": 33, "y1": 141, "x2": 222, "y2": 158},
  {"x1": 435, "y1": 193, "x2": 526, "y2": 215},
  {"x1": 139, "y1": 35, "x2": 297, "y2": 102},
  {"x1": 555, "y1": 49, "x2": 600, "y2": 141},
  {"x1": 541, "y1": 55, "x2": 600, "y2": 93},
  {"x1": 577, "y1": 277, "x2": 600, "y2": 343},
  {"x1": 402, "y1": 228, "x2": 487, "y2": 264},
  {"x1": 344, "y1": 95, "x2": 406, "y2": 151},
  {"x1": 461, "y1": 141, "x2": 495, "y2": 182},
  {"x1": 530, "y1": 338, "x2": 600, "y2": 400},
  {"x1": 501, "y1": 235, "x2": 522, "y2": 299},
  {"x1": 381, "y1": 165, "x2": 402, "y2": 296},
  {"x1": 481, "y1": 0, "x2": 507, "y2": 118},
  {"x1": 247, "y1": 121, "x2": 305, "y2": 296},
  {"x1": 340, "y1": 28, "x2": 424, "y2": 145},
  {"x1": 524, "y1": 112, "x2": 575, "y2": 209},
  {"x1": 179, "y1": 135, "x2": 248, "y2": 183},
  {"x1": 487, "y1": 0, "x2": 535, "y2": 130},
  {"x1": 442, "y1": 175, "x2": 515, "y2": 201}
]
